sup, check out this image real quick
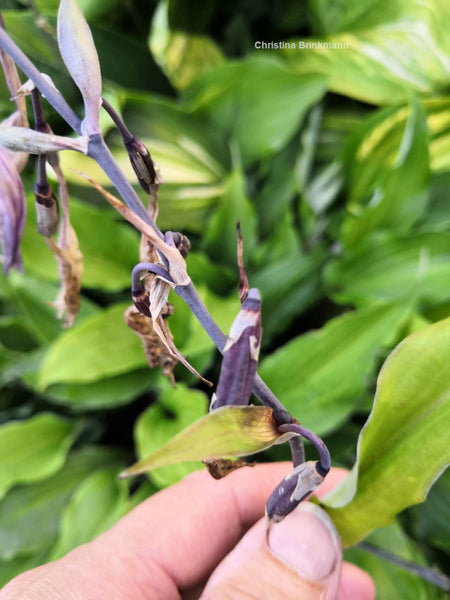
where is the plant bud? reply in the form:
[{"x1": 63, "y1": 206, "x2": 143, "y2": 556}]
[
  {"x1": 125, "y1": 137, "x2": 158, "y2": 193},
  {"x1": 266, "y1": 461, "x2": 325, "y2": 523},
  {"x1": 171, "y1": 231, "x2": 191, "y2": 258},
  {"x1": 35, "y1": 181, "x2": 59, "y2": 237}
]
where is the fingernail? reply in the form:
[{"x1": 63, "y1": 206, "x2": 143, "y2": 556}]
[{"x1": 267, "y1": 503, "x2": 341, "y2": 582}]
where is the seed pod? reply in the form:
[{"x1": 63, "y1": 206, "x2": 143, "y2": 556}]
[
  {"x1": 125, "y1": 137, "x2": 158, "y2": 193},
  {"x1": 35, "y1": 181, "x2": 59, "y2": 237},
  {"x1": 266, "y1": 461, "x2": 325, "y2": 523},
  {"x1": 211, "y1": 288, "x2": 261, "y2": 410},
  {"x1": 132, "y1": 287, "x2": 151, "y2": 318}
]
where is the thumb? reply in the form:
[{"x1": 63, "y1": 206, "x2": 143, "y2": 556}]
[{"x1": 201, "y1": 503, "x2": 341, "y2": 600}]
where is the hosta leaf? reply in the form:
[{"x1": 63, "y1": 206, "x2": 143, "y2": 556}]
[
  {"x1": 259, "y1": 302, "x2": 410, "y2": 436},
  {"x1": 149, "y1": 1, "x2": 224, "y2": 90},
  {"x1": 203, "y1": 169, "x2": 257, "y2": 268},
  {"x1": 37, "y1": 303, "x2": 147, "y2": 389},
  {"x1": 341, "y1": 99, "x2": 429, "y2": 248},
  {"x1": 48, "y1": 467, "x2": 128, "y2": 561},
  {"x1": 134, "y1": 381, "x2": 208, "y2": 487},
  {"x1": 0, "y1": 446, "x2": 123, "y2": 560},
  {"x1": 121, "y1": 405, "x2": 289, "y2": 479},
  {"x1": 321, "y1": 318, "x2": 450, "y2": 546},
  {"x1": 283, "y1": 0, "x2": 450, "y2": 105},
  {"x1": 0, "y1": 413, "x2": 79, "y2": 500},
  {"x1": 324, "y1": 232, "x2": 450, "y2": 308},
  {"x1": 186, "y1": 57, "x2": 327, "y2": 164},
  {"x1": 344, "y1": 521, "x2": 444, "y2": 599}
]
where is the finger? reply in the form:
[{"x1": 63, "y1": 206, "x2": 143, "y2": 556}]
[
  {"x1": 0, "y1": 464, "x2": 349, "y2": 600},
  {"x1": 338, "y1": 562, "x2": 376, "y2": 600},
  {"x1": 201, "y1": 503, "x2": 342, "y2": 599}
]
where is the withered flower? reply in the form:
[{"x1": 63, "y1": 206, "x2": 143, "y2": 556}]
[{"x1": 0, "y1": 147, "x2": 25, "y2": 272}]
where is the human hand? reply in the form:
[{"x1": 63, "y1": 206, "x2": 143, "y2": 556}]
[{"x1": 1, "y1": 463, "x2": 375, "y2": 599}]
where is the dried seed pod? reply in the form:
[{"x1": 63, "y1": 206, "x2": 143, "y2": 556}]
[
  {"x1": 35, "y1": 181, "x2": 59, "y2": 237},
  {"x1": 211, "y1": 288, "x2": 261, "y2": 410},
  {"x1": 266, "y1": 461, "x2": 325, "y2": 523},
  {"x1": 125, "y1": 137, "x2": 158, "y2": 193},
  {"x1": 171, "y1": 231, "x2": 191, "y2": 258}
]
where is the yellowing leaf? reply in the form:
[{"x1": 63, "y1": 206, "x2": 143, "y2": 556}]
[{"x1": 120, "y1": 405, "x2": 289, "y2": 478}]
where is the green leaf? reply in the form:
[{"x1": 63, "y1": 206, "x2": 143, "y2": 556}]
[
  {"x1": 149, "y1": 0, "x2": 224, "y2": 90},
  {"x1": 324, "y1": 232, "x2": 450, "y2": 307},
  {"x1": 133, "y1": 380, "x2": 208, "y2": 487},
  {"x1": 123, "y1": 402, "x2": 289, "y2": 480},
  {"x1": 21, "y1": 196, "x2": 140, "y2": 291},
  {"x1": 0, "y1": 271, "x2": 98, "y2": 345},
  {"x1": 186, "y1": 56, "x2": 328, "y2": 164},
  {"x1": 0, "y1": 446, "x2": 123, "y2": 560},
  {"x1": 37, "y1": 303, "x2": 147, "y2": 390},
  {"x1": 407, "y1": 468, "x2": 450, "y2": 552},
  {"x1": 283, "y1": 1, "x2": 450, "y2": 105},
  {"x1": 321, "y1": 318, "x2": 450, "y2": 546},
  {"x1": 259, "y1": 302, "x2": 410, "y2": 436},
  {"x1": 48, "y1": 467, "x2": 128, "y2": 561},
  {"x1": 344, "y1": 520, "x2": 445, "y2": 599},
  {"x1": 0, "y1": 413, "x2": 79, "y2": 500},
  {"x1": 41, "y1": 369, "x2": 160, "y2": 411},
  {"x1": 203, "y1": 169, "x2": 257, "y2": 268},
  {"x1": 340, "y1": 100, "x2": 429, "y2": 247},
  {"x1": 251, "y1": 247, "x2": 326, "y2": 341}
]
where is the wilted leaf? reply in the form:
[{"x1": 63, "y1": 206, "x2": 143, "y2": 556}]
[
  {"x1": 0, "y1": 413, "x2": 79, "y2": 500},
  {"x1": 259, "y1": 302, "x2": 410, "y2": 436},
  {"x1": 321, "y1": 318, "x2": 450, "y2": 546},
  {"x1": 121, "y1": 404, "x2": 290, "y2": 479}
]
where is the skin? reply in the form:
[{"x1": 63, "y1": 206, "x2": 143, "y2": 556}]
[{"x1": 0, "y1": 463, "x2": 375, "y2": 600}]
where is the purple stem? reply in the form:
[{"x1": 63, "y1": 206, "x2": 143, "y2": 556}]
[
  {"x1": 0, "y1": 27, "x2": 81, "y2": 133},
  {"x1": 132, "y1": 262, "x2": 174, "y2": 291},
  {"x1": 174, "y1": 281, "x2": 295, "y2": 425},
  {"x1": 278, "y1": 423, "x2": 330, "y2": 475},
  {"x1": 87, "y1": 134, "x2": 162, "y2": 236}
]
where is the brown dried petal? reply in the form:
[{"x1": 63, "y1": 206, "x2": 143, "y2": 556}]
[{"x1": 46, "y1": 223, "x2": 83, "y2": 327}]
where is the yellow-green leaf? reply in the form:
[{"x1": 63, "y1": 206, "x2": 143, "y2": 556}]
[{"x1": 121, "y1": 405, "x2": 287, "y2": 478}]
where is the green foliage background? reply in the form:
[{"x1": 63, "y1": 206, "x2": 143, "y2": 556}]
[{"x1": 0, "y1": 0, "x2": 449, "y2": 595}]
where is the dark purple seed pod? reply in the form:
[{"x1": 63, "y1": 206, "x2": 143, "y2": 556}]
[
  {"x1": 125, "y1": 137, "x2": 157, "y2": 194},
  {"x1": 211, "y1": 288, "x2": 261, "y2": 410},
  {"x1": 266, "y1": 461, "x2": 325, "y2": 523},
  {"x1": 34, "y1": 181, "x2": 59, "y2": 237}
]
